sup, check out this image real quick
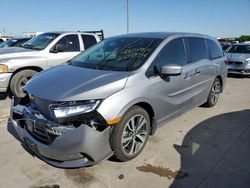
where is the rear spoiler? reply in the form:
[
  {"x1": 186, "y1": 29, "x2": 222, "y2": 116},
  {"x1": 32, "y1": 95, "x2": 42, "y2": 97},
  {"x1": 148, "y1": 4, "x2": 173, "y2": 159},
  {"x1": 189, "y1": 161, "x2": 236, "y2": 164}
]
[{"x1": 78, "y1": 30, "x2": 104, "y2": 40}]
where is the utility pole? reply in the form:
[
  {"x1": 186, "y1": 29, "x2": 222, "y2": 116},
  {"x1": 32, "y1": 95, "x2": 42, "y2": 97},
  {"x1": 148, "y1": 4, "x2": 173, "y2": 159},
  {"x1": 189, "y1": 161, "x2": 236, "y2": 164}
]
[{"x1": 127, "y1": 0, "x2": 129, "y2": 33}]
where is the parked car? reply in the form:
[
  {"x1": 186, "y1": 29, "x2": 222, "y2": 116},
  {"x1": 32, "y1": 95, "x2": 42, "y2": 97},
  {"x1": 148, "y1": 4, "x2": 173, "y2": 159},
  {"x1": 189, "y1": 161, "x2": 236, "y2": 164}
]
[
  {"x1": 10, "y1": 32, "x2": 227, "y2": 168},
  {"x1": 0, "y1": 30, "x2": 103, "y2": 96},
  {"x1": 0, "y1": 38, "x2": 31, "y2": 48},
  {"x1": 225, "y1": 43, "x2": 250, "y2": 76},
  {"x1": 220, "y1": 42, "x2": 231, "y2": 52}
]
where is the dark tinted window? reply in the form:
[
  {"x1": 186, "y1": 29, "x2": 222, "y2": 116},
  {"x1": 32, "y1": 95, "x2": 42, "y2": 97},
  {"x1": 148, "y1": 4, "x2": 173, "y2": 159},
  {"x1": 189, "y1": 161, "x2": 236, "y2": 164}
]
[
  {"x1": 207, "y1": 39, "x2": 223, "y2": 59},
  {"x1": 53, "y1": 34, "x2": 80, "y2": 52},
  {"x1": 185, "y1": 38, "x2": 209, "y2": 62},
  {"x1": 159, "y1": 38, "x2": 187, "y2": 66},
  {"x1": 81, "y1": 35, "x2": 97, "y2": 50}
]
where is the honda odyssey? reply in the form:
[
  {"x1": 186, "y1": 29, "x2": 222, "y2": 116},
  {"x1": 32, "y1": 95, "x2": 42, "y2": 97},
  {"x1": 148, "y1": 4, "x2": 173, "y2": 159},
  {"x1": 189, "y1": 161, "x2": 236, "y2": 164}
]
[{"x1": 9, "y1": 32, "x2": 227, "y2": 168}]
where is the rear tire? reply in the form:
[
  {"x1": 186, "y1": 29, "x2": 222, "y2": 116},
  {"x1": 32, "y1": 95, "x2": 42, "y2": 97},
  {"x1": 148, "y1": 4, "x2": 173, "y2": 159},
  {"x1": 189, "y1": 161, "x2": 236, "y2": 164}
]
[
  {"x1": 204, "y1": 78, "x2": 221, "y2": 107},
  {"x1": 110, "y1": 106, "x2": 150, "y2": 162},
  {"x1": 10, "y1": 69, "x2": 37, "y2": 97}
]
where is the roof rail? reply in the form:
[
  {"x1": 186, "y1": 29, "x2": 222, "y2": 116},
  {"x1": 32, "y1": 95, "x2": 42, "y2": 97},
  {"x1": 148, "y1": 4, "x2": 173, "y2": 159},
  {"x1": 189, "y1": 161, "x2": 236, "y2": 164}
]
[{"x1": 78, "y1": 30, "x2": 104, "y2": 40}]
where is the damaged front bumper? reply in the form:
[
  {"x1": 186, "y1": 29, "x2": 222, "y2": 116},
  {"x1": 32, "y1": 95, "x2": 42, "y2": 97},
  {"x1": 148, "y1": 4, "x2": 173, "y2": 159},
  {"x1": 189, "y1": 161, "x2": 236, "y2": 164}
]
[{"x1": 9, "y1": 97, "x2": 114, "y2": 168}]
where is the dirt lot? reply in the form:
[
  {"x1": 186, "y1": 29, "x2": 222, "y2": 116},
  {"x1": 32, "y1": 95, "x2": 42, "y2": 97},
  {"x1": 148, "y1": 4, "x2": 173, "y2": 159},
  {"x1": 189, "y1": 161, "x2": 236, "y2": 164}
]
[{"x1": 0, "y1": 77, "x2": 249, "y2": 188}]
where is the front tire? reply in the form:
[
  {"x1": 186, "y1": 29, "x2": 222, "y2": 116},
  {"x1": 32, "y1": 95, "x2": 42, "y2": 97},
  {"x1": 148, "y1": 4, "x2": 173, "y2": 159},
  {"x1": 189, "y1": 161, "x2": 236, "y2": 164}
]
[
  {"x1": 10, "y1": 69, "x2": 37, "y2": 97},
  {"x1": 204, "y1": 78, "x2": 221, "y2": 107},
  {"x1": 110, "y1": 106, "x2": 150, "y2": 162}
]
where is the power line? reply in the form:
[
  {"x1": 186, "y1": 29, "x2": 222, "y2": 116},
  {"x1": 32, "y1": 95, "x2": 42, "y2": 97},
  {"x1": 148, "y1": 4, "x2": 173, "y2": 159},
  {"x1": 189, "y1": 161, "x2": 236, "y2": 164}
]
[{"x1": 80, "y1": 5, "x2": 126, "y2": 24}]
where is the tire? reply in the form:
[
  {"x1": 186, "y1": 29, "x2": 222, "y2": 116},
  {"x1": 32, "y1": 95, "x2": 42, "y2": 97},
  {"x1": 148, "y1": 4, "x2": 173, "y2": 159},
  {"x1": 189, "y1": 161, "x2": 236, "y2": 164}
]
[
  {"x1": 10, "y1": 69, "x2": 37, "y2": 97},
  {"x1": 204, "y1": 78, "x2": 221, "y2": 107},
  {"x1": 110, "y1": 106, "x2": 150, "y2": 162}
]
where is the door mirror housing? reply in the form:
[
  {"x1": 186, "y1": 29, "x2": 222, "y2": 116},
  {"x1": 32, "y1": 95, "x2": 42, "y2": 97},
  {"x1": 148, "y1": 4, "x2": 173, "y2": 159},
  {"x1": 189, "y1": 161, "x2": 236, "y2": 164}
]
[
  {"x1": 160, "y1": 64, "x2": 182, "y2": 78},
  {"x1": 50, "y1": 44, "x2": 64, "y2": 53}
]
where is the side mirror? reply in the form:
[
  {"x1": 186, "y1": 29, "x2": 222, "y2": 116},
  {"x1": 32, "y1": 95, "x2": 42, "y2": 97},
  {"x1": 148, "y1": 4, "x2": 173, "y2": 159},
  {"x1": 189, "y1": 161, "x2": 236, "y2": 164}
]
[
  {"x1": 160, "y1": 64, "x2": 182, "y2": 78},
  {"x1": 50, "y1": 44, "x2": 64, "y2": 53}
]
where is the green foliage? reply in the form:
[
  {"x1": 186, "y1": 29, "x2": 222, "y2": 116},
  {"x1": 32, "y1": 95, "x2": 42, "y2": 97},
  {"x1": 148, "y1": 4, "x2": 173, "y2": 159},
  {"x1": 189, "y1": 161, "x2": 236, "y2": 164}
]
[{"x1": 235, "y1": 35, "x2": 250, "y2": 42}]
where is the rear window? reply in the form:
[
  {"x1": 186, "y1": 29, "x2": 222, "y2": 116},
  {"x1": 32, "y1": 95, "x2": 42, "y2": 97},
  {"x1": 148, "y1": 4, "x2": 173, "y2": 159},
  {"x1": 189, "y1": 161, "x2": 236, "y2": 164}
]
[
  {"x1": 81, "y1": 35, "x2": 97, "y2": 50},
  {"x1": 185, "y1": 38, "x2": 209, "y2": 62},
  {"x1": 207, "y1": 39, "x2": 223, "y2": 59}
]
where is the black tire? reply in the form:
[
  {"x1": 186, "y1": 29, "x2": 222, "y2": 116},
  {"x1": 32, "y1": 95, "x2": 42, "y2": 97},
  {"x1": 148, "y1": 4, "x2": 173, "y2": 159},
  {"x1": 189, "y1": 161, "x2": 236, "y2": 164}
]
[
  {"x1": 10, "y1": 69, "x2": 37, "y2": 97},
  {"x1": 110, "y1": 106, "x2": 150, "y2": 162},
  {"x1": 204, "y1": 78, "x2": 221, "y2": 107}
]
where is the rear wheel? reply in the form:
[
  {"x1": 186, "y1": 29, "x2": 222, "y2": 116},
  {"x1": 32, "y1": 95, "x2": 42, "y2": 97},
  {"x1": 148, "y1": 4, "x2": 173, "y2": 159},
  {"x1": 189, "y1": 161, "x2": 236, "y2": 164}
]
[
  {"x1": 110, "y1": 106, "x2": 150, "y2": 161},
  {"x1": 204, "y1": 78, "x2": 221, "y2": 107},
  {"x1": 10, "y1": 69, "x2": 37, "y2": 97}
]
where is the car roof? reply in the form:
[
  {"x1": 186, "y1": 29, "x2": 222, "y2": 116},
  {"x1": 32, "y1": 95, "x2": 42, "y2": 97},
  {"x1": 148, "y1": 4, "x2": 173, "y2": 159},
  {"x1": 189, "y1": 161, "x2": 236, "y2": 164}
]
[
  {"x1": 231, "y1": 43, "x2": 250, "y2": 46},
  {"x1": 111, "y1": 32, "x2": 212, "y2": 39},
  {"x1": 43, "y1": 31, "x2": 96, "y2": 35}
]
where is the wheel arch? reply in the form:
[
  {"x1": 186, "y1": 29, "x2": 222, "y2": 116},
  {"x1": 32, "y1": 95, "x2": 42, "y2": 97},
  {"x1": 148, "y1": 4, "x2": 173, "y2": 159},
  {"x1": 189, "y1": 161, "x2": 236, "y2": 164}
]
[
  {"x1": 9, "y1": 66, "x2": 43, "y2": 87},
  {"x1": 128, "y1": 101, "x2": 157, "y2": 135},
  {"x1": 215, "y1": 75, "x2": 223, "y2": 92}
]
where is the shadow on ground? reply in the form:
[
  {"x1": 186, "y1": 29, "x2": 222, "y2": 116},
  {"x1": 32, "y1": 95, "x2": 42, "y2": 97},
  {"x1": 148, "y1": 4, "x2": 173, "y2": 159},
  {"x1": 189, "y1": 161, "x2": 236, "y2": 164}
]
[
  {"x1": 170, "y1": 110, "x2": 250, "y2": 188},
  {"x1": 0, "y1": 90, "x2": 12, "y2": 100}
]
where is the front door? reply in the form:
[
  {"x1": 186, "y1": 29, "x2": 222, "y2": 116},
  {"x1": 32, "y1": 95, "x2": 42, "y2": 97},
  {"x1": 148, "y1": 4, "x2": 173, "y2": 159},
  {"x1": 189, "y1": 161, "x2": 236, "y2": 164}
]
[
  {"x1": 46, "y1": 34, "x2": 81, "y2": 68},
  {"x1": 154, "y1": 38, "x2": 195, "y2": 125}
]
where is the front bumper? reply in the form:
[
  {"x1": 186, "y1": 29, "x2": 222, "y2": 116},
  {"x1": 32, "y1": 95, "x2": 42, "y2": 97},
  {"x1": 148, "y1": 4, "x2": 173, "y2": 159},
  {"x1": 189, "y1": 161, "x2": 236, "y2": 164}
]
[
  {"x1": 9, "y1": 101, "x2": 113, "y2": 168},
  {"x1": 0, "y1": 73, "x2": 12, "y2": 92}
]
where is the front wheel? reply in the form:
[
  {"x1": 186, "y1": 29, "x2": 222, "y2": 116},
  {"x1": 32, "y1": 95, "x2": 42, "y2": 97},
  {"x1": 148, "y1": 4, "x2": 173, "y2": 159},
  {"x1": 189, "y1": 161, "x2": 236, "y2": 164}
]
[
  {"x1": 110, "y1": 106, "x2": 150, "y2": 161},
  {"x1": 10, "y1": 69, "x2": 37, "y2": 97},
  {"x1": 204, "y1": 78, "x2": 221, "y2": 107}
]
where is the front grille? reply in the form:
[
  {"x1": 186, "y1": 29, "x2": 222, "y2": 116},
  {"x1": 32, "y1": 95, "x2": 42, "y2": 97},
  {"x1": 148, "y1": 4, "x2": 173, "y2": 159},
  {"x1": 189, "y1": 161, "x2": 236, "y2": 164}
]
[
  {"x1": 228, "y1": 61, "x2": 243, "y2": 65},
  {"x1": 25, "y1": 120, "x2": 56, "y2": 144}
]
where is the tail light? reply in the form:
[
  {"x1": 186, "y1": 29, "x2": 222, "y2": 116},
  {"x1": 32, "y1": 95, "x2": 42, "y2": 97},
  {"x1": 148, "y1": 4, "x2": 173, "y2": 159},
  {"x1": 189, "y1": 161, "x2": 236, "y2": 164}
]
[{"x1": 224, "y1": 60, "x2": 228, "y2": 65}]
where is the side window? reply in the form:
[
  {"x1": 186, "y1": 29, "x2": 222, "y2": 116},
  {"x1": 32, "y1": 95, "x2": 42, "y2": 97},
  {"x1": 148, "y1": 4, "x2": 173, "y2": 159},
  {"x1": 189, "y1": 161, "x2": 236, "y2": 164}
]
[
  {"x1": 53, "y1": 35, "x2": 80, "y2": 52},
  {"x1": 185, "y1": 38, "x2": 209, "y2": 62},
  {"x1": 81, "y1": 35, "x2": 97, "y2": 50},
  {"x1": 207, "y1": 39, "x2": 223, "y2": 59},
  {"x1": 159, "y1": 38, "x2": 187, "y2": 66}
]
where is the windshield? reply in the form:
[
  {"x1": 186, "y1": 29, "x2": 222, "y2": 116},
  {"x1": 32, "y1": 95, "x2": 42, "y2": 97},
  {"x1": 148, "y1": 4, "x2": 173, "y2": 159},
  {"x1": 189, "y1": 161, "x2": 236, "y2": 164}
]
[
  {"x1": 20, "y1": 33, "x2": 59, "y2": 50},
  {"x1": 226, "y1": 45, "x2": 250, "y2": 54},
  {"x1": 70, "y1": 37, "x2": 162, "y2": 71},
  {"x1": 0, "y1": 39, "x2": 16, "y2": 48}
]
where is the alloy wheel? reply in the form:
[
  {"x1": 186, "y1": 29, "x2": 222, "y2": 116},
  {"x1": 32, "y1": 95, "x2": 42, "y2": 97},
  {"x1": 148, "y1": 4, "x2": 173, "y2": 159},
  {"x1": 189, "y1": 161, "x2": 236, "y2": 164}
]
[{"x1": 121, "y1": 115, "x2": 148, "y2": 156}]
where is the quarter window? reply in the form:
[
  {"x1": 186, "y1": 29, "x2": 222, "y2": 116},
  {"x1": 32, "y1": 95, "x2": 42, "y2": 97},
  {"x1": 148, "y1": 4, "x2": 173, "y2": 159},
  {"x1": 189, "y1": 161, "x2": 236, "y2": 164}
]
[
  {"x1": 81, "y1": 35, "x2": 97, "y2": 50},
  {"x1": 207, "y1": 39, "x2": 223, "y2": 59},
  {"x1": 159, "y1": 38, "x2": 187, "y2": 66},
  {"x1": 185, "y1": 38, "x2": 209, "y2": 62}
]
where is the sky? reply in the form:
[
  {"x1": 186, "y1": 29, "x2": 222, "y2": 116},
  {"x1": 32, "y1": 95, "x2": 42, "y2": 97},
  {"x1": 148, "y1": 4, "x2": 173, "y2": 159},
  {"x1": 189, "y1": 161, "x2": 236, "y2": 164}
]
[{"x1": 0, "y1": 0, "x2": 250, "y2": 38}]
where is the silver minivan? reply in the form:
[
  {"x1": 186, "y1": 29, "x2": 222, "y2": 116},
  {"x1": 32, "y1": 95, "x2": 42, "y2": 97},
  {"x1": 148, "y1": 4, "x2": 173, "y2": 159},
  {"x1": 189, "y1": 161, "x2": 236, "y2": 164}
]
[{"x1": 9, "y1": 32, "x2": 227, "y2": 168}]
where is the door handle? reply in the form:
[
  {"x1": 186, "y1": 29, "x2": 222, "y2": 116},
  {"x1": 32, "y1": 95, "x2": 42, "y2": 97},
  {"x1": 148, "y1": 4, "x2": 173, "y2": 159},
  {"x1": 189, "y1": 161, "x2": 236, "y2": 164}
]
[{"x1": 193, "y1": 70, "x2": 201, "y2": 76}]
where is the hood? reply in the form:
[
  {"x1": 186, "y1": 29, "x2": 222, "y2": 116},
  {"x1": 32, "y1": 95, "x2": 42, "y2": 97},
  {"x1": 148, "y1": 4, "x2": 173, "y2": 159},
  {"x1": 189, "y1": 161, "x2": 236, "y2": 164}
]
[
  {"x1": 226, "y1": 53, "x2": 250, "y2": 62},
  {"x1": 0, "y1": 47, "x2": 38, "y2": 59},
  {"x1": 25, "y1": 65, "x2": 130, "y2": 101}
]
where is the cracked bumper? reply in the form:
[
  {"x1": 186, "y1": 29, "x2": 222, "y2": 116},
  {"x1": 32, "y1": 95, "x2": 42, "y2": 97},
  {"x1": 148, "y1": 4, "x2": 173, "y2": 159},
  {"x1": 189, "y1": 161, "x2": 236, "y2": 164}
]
[{"x1": 9, "y1": 104, "x2": 114, "y2": 168}]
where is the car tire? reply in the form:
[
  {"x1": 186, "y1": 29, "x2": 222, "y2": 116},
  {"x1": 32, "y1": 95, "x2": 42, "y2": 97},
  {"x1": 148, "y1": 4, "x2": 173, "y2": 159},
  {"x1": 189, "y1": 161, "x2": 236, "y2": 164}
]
[
  {"x1": 204, "y1": 78, "x2": 221, "y2": 107},
  {"x1": 10, "y1": 69, "x2": 37, "y2": 97},
  {"x1": 110, "y1": 106, "x2": 150, "y2": 162}
]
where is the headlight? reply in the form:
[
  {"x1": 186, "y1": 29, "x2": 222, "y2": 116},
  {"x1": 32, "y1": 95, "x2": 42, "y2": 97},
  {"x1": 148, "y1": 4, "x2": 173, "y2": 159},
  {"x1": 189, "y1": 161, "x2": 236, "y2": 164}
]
[
  {"x1": 0, "y1": 64, "x2": 8, "y2": 73},
  {"x1": 244, "y1": 60, "x2": 250, "y2": 64},
  {"x1": 51, "y1": 100, "x2": 101, "y2": 119}
]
